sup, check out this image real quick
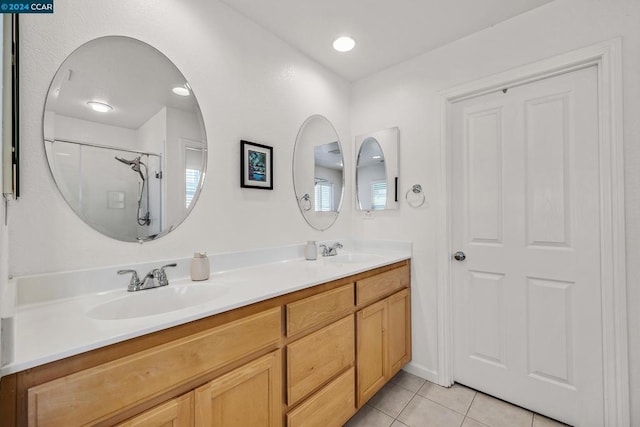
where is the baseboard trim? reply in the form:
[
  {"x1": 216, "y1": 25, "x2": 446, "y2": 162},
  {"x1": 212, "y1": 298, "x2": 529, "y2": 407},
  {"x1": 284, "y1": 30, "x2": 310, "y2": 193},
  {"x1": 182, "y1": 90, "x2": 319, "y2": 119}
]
[{"x1": 403, "y1": 361, "x2": 438, "y2": 384}]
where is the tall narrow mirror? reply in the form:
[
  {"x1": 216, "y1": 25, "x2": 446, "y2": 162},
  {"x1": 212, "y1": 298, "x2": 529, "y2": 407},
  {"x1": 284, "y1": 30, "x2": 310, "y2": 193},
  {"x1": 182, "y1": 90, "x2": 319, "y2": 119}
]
[
  {"x1": 355, "y1": 127, "x2": 399, "y2": 210},
  {"x1": 43, "y1": 36, "x2": 207, "y2": 242},
  {"x1": 2, "y1": 15, "x2": 19, "y2": 200},
  {"x1": 293, "y1": 115, "x2": 344, "y2": 230}
]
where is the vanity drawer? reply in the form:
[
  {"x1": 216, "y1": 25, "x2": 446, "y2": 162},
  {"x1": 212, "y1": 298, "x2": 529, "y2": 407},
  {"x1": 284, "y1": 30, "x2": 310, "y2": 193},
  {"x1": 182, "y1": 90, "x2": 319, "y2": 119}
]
[
  {"x1": 356, "y1": 265, "x2": 410, "y2": 306},
  {"x1": 286, "y1": 283, "x2": 354, "y2": 336},
  {"x1": 287, "y1": 315, "x2": 354, "y2": 405},
  {"x1": 27, "y1": 307, "x2": 281, "y2": 426},
  {"x1": 286, "y1": 367, "x2": 355, "y2": 427}
]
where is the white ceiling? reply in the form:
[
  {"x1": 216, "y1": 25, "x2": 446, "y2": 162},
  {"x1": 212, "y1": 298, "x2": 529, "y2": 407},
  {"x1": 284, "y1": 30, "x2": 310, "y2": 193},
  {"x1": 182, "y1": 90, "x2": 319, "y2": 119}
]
[{"x1": 219, "y1": 0, "x2": 554, "y2": 81}]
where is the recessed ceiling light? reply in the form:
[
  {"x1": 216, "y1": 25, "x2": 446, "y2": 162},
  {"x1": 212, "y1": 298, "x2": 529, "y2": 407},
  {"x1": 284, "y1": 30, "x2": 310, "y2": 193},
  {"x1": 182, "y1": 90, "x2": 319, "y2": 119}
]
[
  {"x1": 87, "y1": 101, "x2": 113, "y2": 113},
  {"x1": 333, "y1": 36, "x2": 355, "y2": 52},
  {"x1": 172, "y1": 85, "x2": 190, "y2": 96},
  {"x1": 372, "y1": 155, "x2": 382, "y2": 159}
]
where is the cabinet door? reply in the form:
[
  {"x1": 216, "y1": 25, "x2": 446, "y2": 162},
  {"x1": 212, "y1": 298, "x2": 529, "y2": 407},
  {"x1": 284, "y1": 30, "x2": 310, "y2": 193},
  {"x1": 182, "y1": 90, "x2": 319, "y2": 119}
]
[
  {"x1": 194, "y1": 350, "x2": 282, "y2": 427},
  {"x1": 387, "y1": 289, "x2": 411, "y2": 376},
  {"x1": 117, "y1": 392, "x2": 193, "y2": 427},
  {"x1": 356, "y1": 299, "x2": 387, "y2": 406}
]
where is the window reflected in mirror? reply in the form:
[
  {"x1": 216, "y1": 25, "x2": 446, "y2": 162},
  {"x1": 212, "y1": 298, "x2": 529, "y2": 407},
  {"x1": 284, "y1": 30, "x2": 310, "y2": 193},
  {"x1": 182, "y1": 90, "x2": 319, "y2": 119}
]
[{"x1": 314, "y1": 141, "x2": 342, "y2": 213}]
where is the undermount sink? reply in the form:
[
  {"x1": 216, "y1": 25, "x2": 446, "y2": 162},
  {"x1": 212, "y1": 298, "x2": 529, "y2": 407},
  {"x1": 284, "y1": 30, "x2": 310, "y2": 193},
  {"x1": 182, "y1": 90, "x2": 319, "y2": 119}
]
[
  {"x1": 321, "y1": 253, "x2": 385, "y2": 264},
  {"x1": 86, "y1": 283, "x2": 229, "y2": 320}
]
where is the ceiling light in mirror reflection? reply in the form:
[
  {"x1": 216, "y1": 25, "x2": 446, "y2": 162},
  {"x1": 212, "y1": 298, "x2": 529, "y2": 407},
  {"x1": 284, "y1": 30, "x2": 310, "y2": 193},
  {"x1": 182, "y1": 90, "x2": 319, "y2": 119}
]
[
  {"x1": 332, "y1": 36, "x2": 355, "y2": 52},
  {"x1": 172, "y1": 86, "x2": 190, "y2": 96},
  {"x1": 87, "y1": 101, "x2": 113, "y2": 113}
]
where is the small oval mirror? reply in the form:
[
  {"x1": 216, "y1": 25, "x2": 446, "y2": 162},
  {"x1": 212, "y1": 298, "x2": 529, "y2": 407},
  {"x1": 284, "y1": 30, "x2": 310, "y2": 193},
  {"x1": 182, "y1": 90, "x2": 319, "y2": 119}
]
[
  {"x1": 43, "y1": 36, "x2": 207, "y2": 242},
  {"x1": 356, "y1": 137, "x2": 387, "y2": 210},
  {"x1": 293, "y1": 115, "x2": 344, "y2": 230},
  {"x1": 355, "y1": 127, "x2": 399, "y2": 211}
]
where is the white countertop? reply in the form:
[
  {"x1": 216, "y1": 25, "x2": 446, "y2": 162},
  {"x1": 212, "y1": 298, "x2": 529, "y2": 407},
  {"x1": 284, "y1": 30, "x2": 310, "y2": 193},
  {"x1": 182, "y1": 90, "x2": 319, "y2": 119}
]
[{"x1": 2, "y1": 245, "x2": 410, "y2": 376}]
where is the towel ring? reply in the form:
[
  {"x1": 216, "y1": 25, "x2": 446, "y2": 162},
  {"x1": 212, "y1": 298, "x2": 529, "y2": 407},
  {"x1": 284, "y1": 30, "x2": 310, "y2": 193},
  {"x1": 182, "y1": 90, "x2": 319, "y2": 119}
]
[
  {"x1": 298, "y1": 193, "x2": 312, "y2": 211},
  {"x1": 406, "y1": 184, "x2": 426, "y2": 208}
]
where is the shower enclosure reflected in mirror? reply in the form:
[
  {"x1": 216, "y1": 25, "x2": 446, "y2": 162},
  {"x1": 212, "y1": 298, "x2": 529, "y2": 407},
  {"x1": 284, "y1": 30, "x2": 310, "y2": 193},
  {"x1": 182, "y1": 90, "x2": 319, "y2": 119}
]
[
  {"x1": 355, "y1": 127, "x2": 399, "y2": 211},
  {"x1": 43, "y1": 36, "x2": 207, "y2": 242},
  {"x1": 293, "y1": 115, "x2": 344, "y2": 231}
]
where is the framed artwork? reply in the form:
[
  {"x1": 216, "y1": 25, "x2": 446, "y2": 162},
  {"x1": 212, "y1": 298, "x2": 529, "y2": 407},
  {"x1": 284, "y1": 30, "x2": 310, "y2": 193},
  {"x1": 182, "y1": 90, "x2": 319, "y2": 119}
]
[{"x1": 240, "y1": 140, "x2": 273, "y2": 189}]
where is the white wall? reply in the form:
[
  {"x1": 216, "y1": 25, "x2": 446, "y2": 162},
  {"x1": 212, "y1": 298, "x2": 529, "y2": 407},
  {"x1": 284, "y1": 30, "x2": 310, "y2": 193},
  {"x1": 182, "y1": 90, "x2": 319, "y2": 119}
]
[
  {"x1": 350, "y1": 0, "x2": 640, "y2": 422},
  {"x1": 11, "y1": 0, "x2": 351, "y2": 275}
]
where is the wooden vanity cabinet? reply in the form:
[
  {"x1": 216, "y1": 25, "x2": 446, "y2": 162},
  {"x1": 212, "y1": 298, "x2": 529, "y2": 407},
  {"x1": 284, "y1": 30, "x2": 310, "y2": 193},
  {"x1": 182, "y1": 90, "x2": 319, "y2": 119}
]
[
  {"x1": 356, "y1": 272, "x2": 411, "y2": 407},
  {"x1": 284, "y1": 283, "x2": 356, "y2": 427},
  {"x1": 116, "y1": 350, "x2": 282, "y2": 427},
  {"x1": 26, "y1": 307, "x2": 282, "y2": 426},
  {"x1": 1, "y1": 260, "x2": 411, "y2": 427},
  {"x1": 114, "y1": 350, "x2": 281, "y2": 427}
]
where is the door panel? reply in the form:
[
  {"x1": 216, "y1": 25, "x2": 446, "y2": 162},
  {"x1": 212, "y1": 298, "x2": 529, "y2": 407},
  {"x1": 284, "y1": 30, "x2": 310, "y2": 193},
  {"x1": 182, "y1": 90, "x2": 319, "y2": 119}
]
[
  {"x1": 525, "y1": 93, "x2": 572, "y2": 247},
  {"x1": 451, "y1": 66, "x2": 602, "y2": 426},
  {"x1": 467, "y1": 271, "x2": 506, "y2": 368},
  {"x1": 526, "y1": 278, "x2": 574, "y2": 388},
  {"x1": 467, "y1": 107, "x2": 503, "y2": 244}
]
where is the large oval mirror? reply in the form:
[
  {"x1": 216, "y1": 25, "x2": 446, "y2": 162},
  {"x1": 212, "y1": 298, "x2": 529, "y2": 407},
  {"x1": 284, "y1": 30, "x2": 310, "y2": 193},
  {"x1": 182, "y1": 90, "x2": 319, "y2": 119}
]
[
  {"x1": 43, "y1": 36, "x2": 207, "y2": 242},
  {"x1": 293, "y1": 115, "x2": 344, "y2": 230},
  {"x1": 355, "y1": 127, "x2": 399, "y2": 211}
]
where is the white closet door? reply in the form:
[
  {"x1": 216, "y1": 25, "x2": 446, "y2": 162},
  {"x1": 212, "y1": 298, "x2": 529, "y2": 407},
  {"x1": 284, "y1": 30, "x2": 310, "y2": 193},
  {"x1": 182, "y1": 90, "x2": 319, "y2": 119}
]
[{"x1": 451, "y1": 66, "x2": 603, "y2": 426}]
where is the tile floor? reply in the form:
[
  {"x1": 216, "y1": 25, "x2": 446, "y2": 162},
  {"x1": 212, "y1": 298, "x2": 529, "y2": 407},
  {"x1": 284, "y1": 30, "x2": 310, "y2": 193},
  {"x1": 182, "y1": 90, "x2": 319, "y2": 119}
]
[{"x1": 344, "y1": 371, "x2": 570, "y2": 427}]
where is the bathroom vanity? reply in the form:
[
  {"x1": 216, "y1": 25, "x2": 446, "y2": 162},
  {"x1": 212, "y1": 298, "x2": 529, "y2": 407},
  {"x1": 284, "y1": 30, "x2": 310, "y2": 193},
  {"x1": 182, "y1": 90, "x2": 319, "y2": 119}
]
[{"x1": 0, "y1": 253, "x2": 411, "y2": 426}]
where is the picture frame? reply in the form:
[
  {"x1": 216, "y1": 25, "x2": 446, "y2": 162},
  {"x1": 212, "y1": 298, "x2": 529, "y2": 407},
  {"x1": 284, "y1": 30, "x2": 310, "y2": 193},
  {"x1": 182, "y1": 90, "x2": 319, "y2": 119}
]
[{"x1": 240, "y1": 140, "x2": 273, "y2": 190}]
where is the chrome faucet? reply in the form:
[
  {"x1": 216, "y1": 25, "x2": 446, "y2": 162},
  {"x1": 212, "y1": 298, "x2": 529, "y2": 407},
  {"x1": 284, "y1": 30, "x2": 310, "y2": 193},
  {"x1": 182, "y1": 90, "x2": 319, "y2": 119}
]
[
  {"x1": 117, "y1": 263, "x2": 177, "y2": 292},
  {"x1": 319, "y1": 242, "x2": 343, "y2": 257}
]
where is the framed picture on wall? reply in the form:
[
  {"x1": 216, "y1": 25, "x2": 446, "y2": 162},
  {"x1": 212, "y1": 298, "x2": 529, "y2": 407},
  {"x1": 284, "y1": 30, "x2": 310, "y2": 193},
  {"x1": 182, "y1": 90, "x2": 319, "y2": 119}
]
[{"x1": 240, "y1": 140, "x2": 273, "y2": 190}]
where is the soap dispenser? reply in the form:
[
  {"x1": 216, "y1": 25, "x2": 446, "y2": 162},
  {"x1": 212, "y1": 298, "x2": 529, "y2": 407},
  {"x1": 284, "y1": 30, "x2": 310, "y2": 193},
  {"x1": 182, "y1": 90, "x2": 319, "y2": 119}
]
[
  {"x1": 190, "y1": 252, "x2": 210, "y2": 281},
  {"x1": 304, "y1": 241, "x2": 318, "y2": 261}
]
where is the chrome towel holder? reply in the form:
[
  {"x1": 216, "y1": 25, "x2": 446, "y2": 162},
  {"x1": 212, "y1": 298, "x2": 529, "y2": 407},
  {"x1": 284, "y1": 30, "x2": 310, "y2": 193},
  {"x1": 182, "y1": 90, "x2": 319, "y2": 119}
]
[
  {"x1": 406, "y1": 184, "x2": 426, "y2": 208},
  {"x1": 298, "y1": 193, "x2": 312, "y2": 211}
]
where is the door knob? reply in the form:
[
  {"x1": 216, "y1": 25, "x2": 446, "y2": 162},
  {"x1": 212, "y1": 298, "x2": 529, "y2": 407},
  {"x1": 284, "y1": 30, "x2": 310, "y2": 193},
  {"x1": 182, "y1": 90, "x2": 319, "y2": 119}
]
[{"x1": 453, "y1": 251, "x2": 466, "y2": 261}]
